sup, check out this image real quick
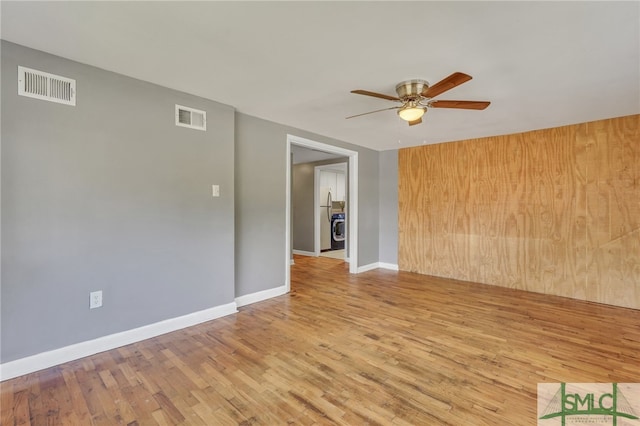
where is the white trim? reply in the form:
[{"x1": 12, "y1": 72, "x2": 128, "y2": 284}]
[
  {"x1": 292, "y1": 249, "x2": 316, "y2": 257},
  {"x1": 0, "y1": 302, "x2": 238, "y2": 381},
  {"x1": 378, "y1": 262, "x2": 399, "y2": 271},
  {"x1": 286, "y1": 140, "x2": 292, "y2": 292},
  {"x1": 348, "y1": 152, "x2": 359, "y2": 273},
  {"x1": 314, "y1": 166, "x2": 321, "y2": 256},
  {"x1": 287, "y1": 134, "x2": 358, "y2": 278},
  {"x1": 235, "y1": 285, "x2": 288, "y2": 308},
  {"x1": 357, "y1": 262, "x2": 381, "y2": 273},
  {"x1": 356, "y1": 262, "x2": 400, "y2": 273}
]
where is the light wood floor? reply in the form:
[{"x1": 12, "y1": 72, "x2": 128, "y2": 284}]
[
  {"x1": 2, "y1": 256, "x2": 639, "y2": 425},
  {"x1": 319, "y1": 250, "x2": 345, "y2": 260}
]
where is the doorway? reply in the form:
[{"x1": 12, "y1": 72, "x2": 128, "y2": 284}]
[
  {"x1": 316, "y1": 164, "x2": 347, "y2": 259},
  {"x1": 285, "y1": 135, "x2": 359, "y2": 291}
]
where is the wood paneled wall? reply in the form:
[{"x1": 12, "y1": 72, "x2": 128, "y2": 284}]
[{"x1": 399, "y1": 115, "x2": 640, "y2": 309}]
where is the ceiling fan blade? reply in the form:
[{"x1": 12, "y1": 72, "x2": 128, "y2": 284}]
[
  {"x1": 430, "y1": 100, "x2": 490, "y2": 110},
  {"x1": 423, "y1": 72, "x2": 472, "y2": 98},
  {"x1": 345, "y1": 106, "x2": 401, "y2": 119},
  {"x1": 351, "y1": 90, "x2": 401, "y2": 102},
  {"x1": 408, "y1": 117, "x2": 422, "y2": 126}
]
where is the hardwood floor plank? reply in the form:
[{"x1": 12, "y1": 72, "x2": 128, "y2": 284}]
[
  {"x1": 0, "y1": 384, "x2": 15, "y2": 425},
  {"x1": 60, "y1": 368, "x2": 92, "y2": 425},
  {"x1": 2, "y1": 255, "x2": 639, "y2": 425},
  {"x1": 11, "y1": 389, "x2": 29, "y2": 425},
  {"x1": 150, "y1": 408, "x2": 171, "y2": 426}
]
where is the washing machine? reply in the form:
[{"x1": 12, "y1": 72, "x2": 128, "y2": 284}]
[{"x1": 331, "y1": 213, "x2": 345, "y2": 250}]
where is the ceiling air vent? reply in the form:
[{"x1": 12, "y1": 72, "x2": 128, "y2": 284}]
[
  {"x1": 18, "y1": 66, "x2": 76, "y2": 106},
  {"x1": 175, "y1": 104, "x2": 206, "y2": 131}
]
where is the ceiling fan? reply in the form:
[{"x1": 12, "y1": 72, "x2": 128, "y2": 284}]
[{"x1": 347, "y1": 72, "x2": 490, "y2": 126}]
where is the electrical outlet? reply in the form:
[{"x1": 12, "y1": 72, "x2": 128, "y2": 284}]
[{"x1": 90, "y1": 290, "x2": 103, "y2": 309}]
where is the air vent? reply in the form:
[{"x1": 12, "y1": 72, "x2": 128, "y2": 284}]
[
  {"x1": 18, "y1": 66, "x2": 76, "y2": 106},
  {"x1": 175, "y1": 104, "x2": 206, "y2": 131}
]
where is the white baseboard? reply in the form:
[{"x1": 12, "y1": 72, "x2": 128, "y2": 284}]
[
  {"x1": 356, "y1": 262, "x2": 399, "y2": 273},
  {"x1": 378, "y1": 262, "x2": 399, "y2": 271},
  {"x1": 0, "y1": 302, "x2": 238, "y2": 382},
  {"x1": 235, "y1": 285, "x2": 288, "y2": 308},
  {"x1": 357, "y1": 262, "x2": 380, "y2": 273},
  {"x1": 292, "y1": 250, "x2": 316, "y2": 257}
]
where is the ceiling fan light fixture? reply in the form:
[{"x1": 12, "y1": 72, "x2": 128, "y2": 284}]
[
  {"x1": 398, "y1": 106, "x2": 425, "y2": 122},
  {"x1": 348, "y1": 72, "x2": 489, "y2": 125}
]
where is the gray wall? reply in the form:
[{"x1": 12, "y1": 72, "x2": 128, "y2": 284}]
[
  {"x1": 1, "y1": 42, "x2": 236, "y2": 362},
  {"x1": 1, "y1": 41, "x2": 399, "y2": 365},
  {"x1": 292, "y1": 159, "x2": 347, "y2": 253},
  {"x1": 292, "y1": 162, "x2": 315, "y2": 253},
  {"x1": 358, "y1": 149, "x2": 381, "y2": 266},
  {"x1": 235, "y1": 113, "x2": 380, "y2": 297},
  {"x1": 379, "y1": 150, "x2": 398, "y2": 265}
]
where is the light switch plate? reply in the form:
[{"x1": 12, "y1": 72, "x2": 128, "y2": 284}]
[{"x1": 212, "y1": 185, "x2": 220, "y2": 197}]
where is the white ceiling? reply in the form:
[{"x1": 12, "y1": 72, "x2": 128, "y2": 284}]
[{"x1": 2, "y1": 1, "x2": 638, "y2": 151}]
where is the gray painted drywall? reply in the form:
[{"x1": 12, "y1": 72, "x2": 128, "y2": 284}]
[
  {"x1": 234, "y1": 115, "x2": 286, "y2": 297},
  {"x1": 1, "y1": 41, "x2": 236, "y2": 363},
  {"x1": 357, "y1": 149, "x2": 381, "y2": 266},
  {"x1": 292, "y1": 158, "x2": 347, "y2": 253},
  {"x1": 292, "y1": 162, "x2": 315, "y2": 253},
  {"x1": 291, "y1": 145, "x2": 342, "y2": 165},
  {"x1": 235, "y1": 113, "x2": 380, "y2": 297},
  {"x1": 379, "y1": 150, "x2": 398, "y2": 265}
]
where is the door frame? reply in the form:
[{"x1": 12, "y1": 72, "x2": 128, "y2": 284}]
[{"x1": 286, "y1": 134, "x2": 359, "y2": 291}]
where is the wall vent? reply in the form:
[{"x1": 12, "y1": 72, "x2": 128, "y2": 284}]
[
  {"x1": 18, "y1": 66, "x2": 76, "y2": 106},
  {"x1": 175, "y1": 104, "x2": 206, "y2": 131}
]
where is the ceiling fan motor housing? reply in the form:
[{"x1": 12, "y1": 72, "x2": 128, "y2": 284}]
[{"x1": 395, "y1": 79, "x2": 429, "y2": 100}]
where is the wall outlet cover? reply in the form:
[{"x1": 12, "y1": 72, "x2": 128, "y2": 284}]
[{"x1": 90, "y1": 290, "x2": 103, "y2": 309}]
